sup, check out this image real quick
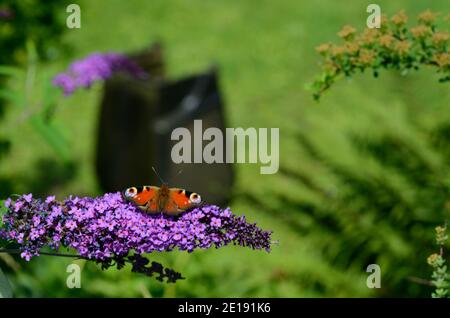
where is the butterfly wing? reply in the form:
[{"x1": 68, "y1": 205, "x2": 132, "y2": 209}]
[
  {"x1": 164, "y1": 188, "x2": 202, "y2": 215},
  {"x1": 124, "y1": 185, "x2": 202, "y2": 215},
  {"x1": 123, "y1": 186, "x2": 160, "y2": 213}
]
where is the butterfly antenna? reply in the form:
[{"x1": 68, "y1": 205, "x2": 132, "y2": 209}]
[
  {"x1": 173, "y1": 169, "x2": 183, "y2": 183},
  {"x1": 164, "y1": 169, "x2": 184, "y2": 185},
  {"x1": 151, "y1": 166, "x2": 166, "y2": 185}
]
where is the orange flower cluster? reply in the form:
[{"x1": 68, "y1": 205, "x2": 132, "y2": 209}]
[{"x1": 311, "y1": 10, "x2": 449, "y2": 100}]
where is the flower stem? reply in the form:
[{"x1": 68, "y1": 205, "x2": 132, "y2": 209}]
[{"x1": 0, "y1": 248, "x2": 88, "y2": 260}]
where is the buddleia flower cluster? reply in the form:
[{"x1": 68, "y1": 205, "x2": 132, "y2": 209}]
[
  {"x1": 311, "y1": 10, "x2": 450, "y2": 100},
  {"x1": 0, "y1": 192, "x2": 273, "y2": 282},
  {"x1": 53, "y1": 52, "x2": 147, "y2": 95}
]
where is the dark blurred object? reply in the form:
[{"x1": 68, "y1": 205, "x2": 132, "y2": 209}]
[{"x1": 96, "y1": 44, "x2": 234, "y2": 206}]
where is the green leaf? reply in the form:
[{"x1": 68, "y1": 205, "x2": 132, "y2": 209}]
[
  {"x1": 40, "y1": 72, "x2": 60, "y2": 120},
  {"x1": 0, "y1": 88, "x2": 25, "y2": 108},
  {"x1": 0, "y1": 65, "x2": 24, "y2": 79},
  {"x1": 25, "y1": 40, "x2": 38, "y2": 66},
  {"x1": 0, "y1": 267, "x2": 13, "y2": 298},
  {"x1": 30, "y1": 115, "x2": 71, "y2": 161},
  {"x1": 0, "y1": 200, "x2": 7, "y2": 219}
]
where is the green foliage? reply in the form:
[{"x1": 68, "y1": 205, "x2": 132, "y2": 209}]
[
  {"x1": 311, "y1": 10, "x2": 449, "y2": 100},
  {"x1": 305, "y1": 9, "x2": 450, "y2": 297},
  {"x1": 0, "y1": 266, "x2": 13, "y2": 298},
  {"x1": 0, "y1": 0, "x2": 69, "y2": 65},
  {"x1": 427, "y1": 225, "x2": 449, "y2": 298},
  {"x1": 0, "y1": 1, "x2": 70, "y2": 199},
  {"x1": 0, "y1": 43, "x2": 70, "y2": 162},
  {"x1": 429, "y1": 255, "x2": 449, "y2": 298},
  {"x1": 0, "y1": 200, "x2": 6, "y2": 218}
]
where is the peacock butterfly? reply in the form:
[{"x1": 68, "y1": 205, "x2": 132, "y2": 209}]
[{"x1": 122, "y1": 183, "x2": 202, "y2": 215}]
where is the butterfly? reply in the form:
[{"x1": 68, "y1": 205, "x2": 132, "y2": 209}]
[{"x1": 122, "y1": 183, "x2": 203, "y2": 215}]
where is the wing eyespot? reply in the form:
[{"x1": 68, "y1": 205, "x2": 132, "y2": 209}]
[
  {"x1": 189, "y1": 192, "x2": 202, "y2": 204},
  {"x1": 124, "y1": 187, "x2": 138, "y2": 198}
]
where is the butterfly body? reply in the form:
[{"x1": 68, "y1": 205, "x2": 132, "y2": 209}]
[{"x1": 122, "y1": 183, "x2": 202, "y2": 215}]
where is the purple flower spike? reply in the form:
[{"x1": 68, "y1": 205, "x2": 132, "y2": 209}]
[
  {"x1": 0, "y1": 192, "x2": 273, "y2": 282},
  {"x1": 53, "y1": 52, "x2": 148, "y2": 96}
]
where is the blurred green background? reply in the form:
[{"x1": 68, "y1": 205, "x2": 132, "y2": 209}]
[{"x1": 1, "y1": 0, "x2": 450, "y2": 297}]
